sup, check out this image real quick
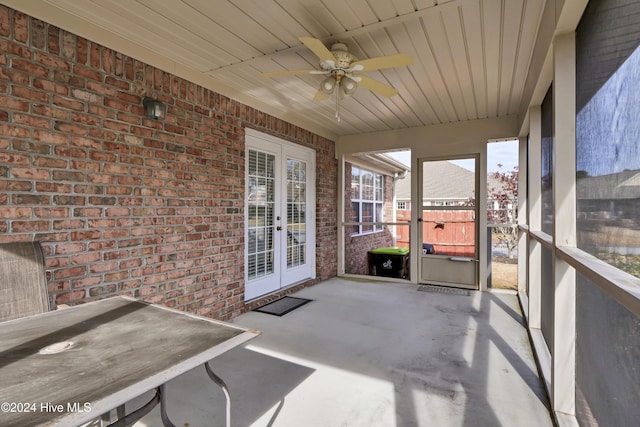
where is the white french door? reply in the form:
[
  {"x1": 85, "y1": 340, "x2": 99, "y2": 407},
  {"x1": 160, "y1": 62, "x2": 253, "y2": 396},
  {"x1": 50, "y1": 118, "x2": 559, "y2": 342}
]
[{"x1": 244, "y1": 130, "x2": 316, "y2": 300}]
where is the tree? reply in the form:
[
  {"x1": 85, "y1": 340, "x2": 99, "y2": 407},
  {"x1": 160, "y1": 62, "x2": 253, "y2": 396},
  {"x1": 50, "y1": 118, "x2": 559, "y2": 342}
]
[{"x1": 487, "y1": 165, "x2": 518, "y2": 258}]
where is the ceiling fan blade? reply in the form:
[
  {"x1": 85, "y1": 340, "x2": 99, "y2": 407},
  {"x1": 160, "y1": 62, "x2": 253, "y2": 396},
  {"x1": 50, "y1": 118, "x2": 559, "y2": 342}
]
[
  {"x1": 358, "y1": 75, "x2": 398, "y2": 98},
  {"x1": 351, "y1": 53, "x2": 413, "y2": 71},
  {"x1": 313, "y1": 90, "x2": 328, "y2": 101},
  {"x1": 299, "y1": 37, "x2": 337, "y2": 65},
  {"x1": 261, "y1": 69, "x2": 317, "y2": 78}
]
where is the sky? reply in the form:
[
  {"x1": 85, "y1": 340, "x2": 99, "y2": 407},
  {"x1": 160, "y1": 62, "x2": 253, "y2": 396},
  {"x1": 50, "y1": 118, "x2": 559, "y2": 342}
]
[{"x1": 386, "y1": 139, "x2": 519, "y2": 173}]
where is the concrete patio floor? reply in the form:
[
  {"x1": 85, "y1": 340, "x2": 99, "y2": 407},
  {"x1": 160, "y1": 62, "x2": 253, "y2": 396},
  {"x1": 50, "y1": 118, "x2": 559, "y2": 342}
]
[{"x1": 132, "y1": 277, "x2": 553, "y2": 427}]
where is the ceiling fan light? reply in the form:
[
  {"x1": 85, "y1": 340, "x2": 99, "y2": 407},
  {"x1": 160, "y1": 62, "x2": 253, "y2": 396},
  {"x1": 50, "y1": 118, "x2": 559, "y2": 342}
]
[
  {"x1": 341, "y1": 77, "x2": 358, "y2": 95},
  {"x1": 320, "y1": 76, "x2": 336, "y2": 94}
]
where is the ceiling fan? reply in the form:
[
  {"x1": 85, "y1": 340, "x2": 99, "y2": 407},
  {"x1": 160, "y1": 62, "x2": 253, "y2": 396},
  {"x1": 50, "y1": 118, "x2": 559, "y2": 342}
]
[{"x1": 261, "y1": 37, "x2": 413, "y2": 121}]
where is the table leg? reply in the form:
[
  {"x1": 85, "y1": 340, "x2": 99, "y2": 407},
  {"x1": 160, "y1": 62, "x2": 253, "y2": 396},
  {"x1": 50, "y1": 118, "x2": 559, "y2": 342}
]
[
  {"x1": 117, "y1": 404, "x2": 126, "y2": 420},
  {"x1": 105, "y1": 388, "x2": 161, "y2": 427},
  {"x1": 205, "y1": 361, "x2": 231, "y2": 427},
  {"x1": 159, "y1": 384, "x2": 176, "y2": 427}
]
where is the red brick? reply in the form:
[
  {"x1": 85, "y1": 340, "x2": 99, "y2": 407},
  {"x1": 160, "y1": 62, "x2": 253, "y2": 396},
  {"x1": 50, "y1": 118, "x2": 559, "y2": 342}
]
[
  {"x1": 52, "y1": 219, "x2": 84, "y2": 229},
  {"x1": 90, "y1": 261, "x2": 117, "y2": 273},
  {"x1": 34, "y1": 157, "x2": 66, "y2": 168},
  {"x1": 8, "y1": 43, "x2": 30, "y2": 58},
  {"x1": 89, "y1": 128, "x2": 118, "y2": 141},
  {"x1": 36, "y1": 182, "x2": 71, "y2": 193},
  {"x1": 33, "y1": 129, "x2": 67, "y2": 145},
  {"x1": 34, "y1": 207, "x2": 69, "y2": 218},
  {"x1": 103, "y1": 251, "x2": 129, "y2": 260},
  {"x1": 72, "y1": 276, "x2": 101, "y2": 289},
  {"x1": 55, "y1": 243, "x2": 86, "y2": 255},
  {"x1": 55, "y1": 290, "x2": 86, "y2": 304},
  {"x1": 34, "y1": 51, "x2": 69, "y2": 70},
  {"x1": 0, "y1": 151, "x2": 30, "y2": 164},
  {"x1": 105, "y1": 207, "x2": 130, "y2": 217},
  {"x1": 52, "y1": 195, "x2": 85, "y2": 205},
  {"x1": 52, "y1": 95, "x2": 84, "y2": 111},
  {"x1": 32, "y1": 104, "x2": 69, "y2": 120},
  {"x1": 68, "y1": 88, "x2": 99, "y2": 103},
  {"x1": 54, "y1": 121, "x2": 87, "y2": 135},
  {"x1": 70, "y1": 160, "x2": 100, "y2": 172},
  {"x1": 89, "y1": 284, "x2": 117, "y2": 297},
  {"x1": 48, "y1": 25, "x2": 59, "y2": 54},
  {"x1": 55, "y1": 266, "x2": 87, "y2": 280},
  {"x1": 12, "y1": 220, "x2": 49, "y2": 232},
  {"x1": 61, "y1": 31, "x2": 75, "y2": 61},
  {"x1": 120, "y1": 258, "x2": 142, "y2": 269},
  {"x1": 87, "y1": 194, "x2": 116, "y2": 206},
  {"x1": 106, "y1": 76, "x2": 129, "y2": 90},
  {"x1": 12, "y1": 113, "x2": 51, "y2": 128},
  {"x1": 87, "y1": 218, "x2": 116, "y2": 228},
  {"x1": 0, "y1": 207, "x2": 31, "y2": 218},
  {"x1": 53, "y1": 70, "x2": 85, "y2": 88},
  {"x1": 70, "y1": 112, "x2": 101, "y2": 126},
  {"x1": 0, "y1": 5, "x2": 9, "y2": 37},
  {"x1": 31, "y1": 76, "x2": 69, "y2": 96},
  {"x1": 88, "y1": 174, "x2": 115, "y2": 185},
  {"x1": 12, "y1": 194, "x2": 50, "y2": 205},
  {"x1": 11, "y1": 58, "x2": 49, "y2": 77},
  {"x1": 0, "y1": 180, "x2": 30, "y2": 192},
  {"x1": 13, "y1": 11, "x2": 27, "y2": 43},
  {"x1": 12, "y1": 86, "x2": 49, "y2": 103},
  {"x1": 12, "y1": 167, "x2": 50, "y2": 180},
  {"x1": 73, "y1": 64, "x2": 102, "y2": 81},
  {"x1": 76, "y1": 37, "x2": 87, "y2": 64},
  {"x1": 0, "y1": 98, "x2": 29, "y2": 113},
  {"x1": 103, "y1": 164, "x2": 129, "y2": 175}
]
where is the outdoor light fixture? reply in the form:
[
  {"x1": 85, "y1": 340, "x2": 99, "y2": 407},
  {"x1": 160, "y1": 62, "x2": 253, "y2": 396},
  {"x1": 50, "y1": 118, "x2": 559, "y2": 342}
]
[
  {"x1": 318, "y1": 74, "x2": 359, "y2": 122},
  {"x1": 320, "y1": 76, "x2": 337, "y2": 95},
  {"x1": 340, "y1": 76, "x2": 358, "y2": 96},
  {"x1": 142, "y1": 97, "x2": 166, "y2": 120}
]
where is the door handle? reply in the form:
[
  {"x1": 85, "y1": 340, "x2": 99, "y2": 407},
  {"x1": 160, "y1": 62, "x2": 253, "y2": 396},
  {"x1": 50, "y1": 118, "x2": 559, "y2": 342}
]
[{"x1": 276, "y1": 226, "x2": 282, "y2": 231}]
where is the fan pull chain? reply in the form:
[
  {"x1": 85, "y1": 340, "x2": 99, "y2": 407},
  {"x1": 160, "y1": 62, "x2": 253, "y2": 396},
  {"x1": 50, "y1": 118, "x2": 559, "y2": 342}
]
[{"x1": 335, "y1": 86, "x2": 341, "y2": 122}]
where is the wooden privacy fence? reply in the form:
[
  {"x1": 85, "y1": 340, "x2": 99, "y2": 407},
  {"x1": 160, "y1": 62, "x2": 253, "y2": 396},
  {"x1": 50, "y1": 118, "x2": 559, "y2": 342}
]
[{"x1": 395, "y1": 210, "x2": 476, "y2": 257}]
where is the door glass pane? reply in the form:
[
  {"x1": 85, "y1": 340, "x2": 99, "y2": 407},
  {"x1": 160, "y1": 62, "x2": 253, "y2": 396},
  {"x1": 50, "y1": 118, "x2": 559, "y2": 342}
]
[
  {"x1": 287, "y1": 158, "x2": 306, "y2": 268},
  {"x1": 247, "y1": 150, "x2": 275, "y2": 279}
]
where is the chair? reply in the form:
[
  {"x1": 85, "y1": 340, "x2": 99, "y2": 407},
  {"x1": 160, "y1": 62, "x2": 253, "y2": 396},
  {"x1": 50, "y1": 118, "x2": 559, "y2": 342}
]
[{"x1": 0, "y1": 241, "x2": 49, "y2": 322}]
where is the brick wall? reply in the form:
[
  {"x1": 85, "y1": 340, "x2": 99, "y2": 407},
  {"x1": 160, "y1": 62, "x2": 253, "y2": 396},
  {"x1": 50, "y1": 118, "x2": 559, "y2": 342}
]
[{"x1": 0, "y1": 6, "x2": 337, "y2": 320}]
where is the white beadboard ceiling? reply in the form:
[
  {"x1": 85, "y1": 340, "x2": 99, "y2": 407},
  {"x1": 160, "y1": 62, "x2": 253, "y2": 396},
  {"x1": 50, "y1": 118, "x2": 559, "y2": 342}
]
[{"x1": 5, "y1": 0, "x2": 547, "y2": 140}]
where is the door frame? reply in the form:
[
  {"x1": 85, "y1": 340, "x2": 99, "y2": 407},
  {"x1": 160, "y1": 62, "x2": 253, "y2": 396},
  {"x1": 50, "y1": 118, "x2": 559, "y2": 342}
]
[
  {"x1": 416, "y1": 155, "x2": 480, "y2": 289},
  {"x1": 244, "y1": 128, "x2": 316, "y2": 301}
]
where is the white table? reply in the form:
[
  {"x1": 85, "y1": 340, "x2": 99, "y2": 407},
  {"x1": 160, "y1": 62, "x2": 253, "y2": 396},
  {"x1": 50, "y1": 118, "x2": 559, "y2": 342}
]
[{"x1": 0, "y1": 297, "x2": 259, "y2": 427}]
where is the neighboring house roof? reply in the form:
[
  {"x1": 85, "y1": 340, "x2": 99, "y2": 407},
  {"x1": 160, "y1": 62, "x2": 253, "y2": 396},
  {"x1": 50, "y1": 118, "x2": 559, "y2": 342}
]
[
  {"x1": 396, "y1": 161, "x2": 474, "y2": 201},
  {"x1": 577, "y1": 169, "x2": 640, "y2": 200}
]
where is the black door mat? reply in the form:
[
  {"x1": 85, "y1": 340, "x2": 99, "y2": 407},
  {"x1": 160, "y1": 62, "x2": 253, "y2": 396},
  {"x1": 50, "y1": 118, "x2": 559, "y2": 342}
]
[
  {"x1": 417, "y1": 285, "x2": 471, "y2": 296},
  {"x1": 253, "y1": 296, "x2": 312, "y2": 316}
]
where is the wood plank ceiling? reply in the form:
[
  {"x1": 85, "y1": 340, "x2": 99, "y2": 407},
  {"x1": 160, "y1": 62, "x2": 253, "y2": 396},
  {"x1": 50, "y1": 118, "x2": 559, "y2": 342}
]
[{"x1": 7, "y1": 0, "x2": 546, "y2": 140}]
